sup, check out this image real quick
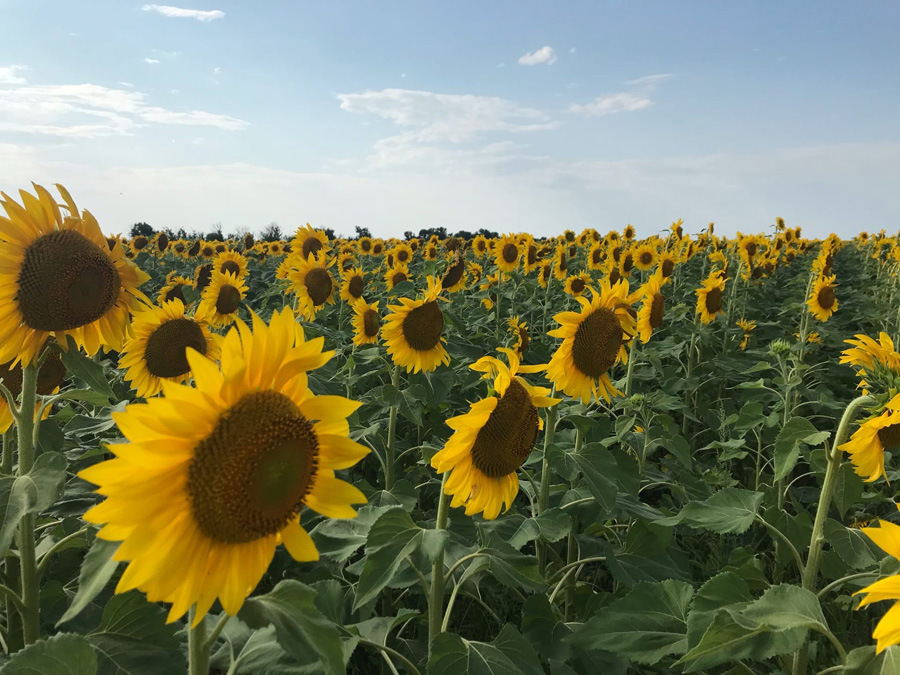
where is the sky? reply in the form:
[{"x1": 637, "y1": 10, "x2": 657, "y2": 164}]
[{"x1": 1, "y1": 1, "x2": 898, "y2": 239}]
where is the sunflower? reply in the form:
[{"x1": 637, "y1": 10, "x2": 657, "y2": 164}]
[
  {"x1": 522, "y1": 241, "x2": 540, "y2": 274},
  {"x1": 840, "y1": 394, "x2": 900, "y2": 482},
  {"x1": 81, "y1": 308, "x2": 368, "y2": 625},
  {"x1": 155, "y1": 232, "x2": 169, "y2": 254},
  {"x1": 856, "y1": 518, "x2": 900, "y2": 652},
  {"x1": 480, "y1": 273, "x2": 499, "y2": 310},
  {"x1": 157, "y1": 273, "x2": 192, "y2": 306},
  {"x1": 564, "y1": 272, "x2": 592, "y2": 298},
  {"x1": 657, "y1": 251, "x2": 677, "y2": 279},
  {"x1": 0, "y1": 184, "x2": 149, "y2": 365},
  {"x1": 292, "y1": 224, "x2": 330, "y2": 261},
  {"x1": 587, "y1": 242, "x2": 605, "y2": 270},
  {"x1": 472, "y1": 235, "x2": 490, "y2": 258},
  {"x1": 212, "y1": 251, "x2": 248, "y2": 280},
  {"x1": 424, "y1": 243, "x2": 438, "y2": 261},
  {"x1": 267, "y1": 242, "x2": 284, "y2": 257},
  {"x1": 172, "y1": 241, "x2": 186, "y2": 256},
  {"x1": 495, "y1": 235, "x2": 521, "y2": 273},
  {"x1": 120, "y1": 299, "x2": 220, "y2": 398},
  {"x1": 430, "y1": 349, "x2": 559, "y2": 519},
  {"x1": 537, "y1": 262, "x2": 553, "y2": 288},
  {"x1": 393, "y1": 242, "x2": 413, "y2": 267},
  {"x1": 340, "y1": 268, "x2": 367, "y2": 302},
  {"x1": 352, "y1": 298, "x2": 380, "y2": 346},
  {"x1": 841, "y1": 333, "x2": 900, "y2": 374},
  {"x1": 199, "y1": 242, "x2": 216, "y2": 259},
  {"x1": 370, "y1": 240, "x2": 384, "y2": 257},
  {"x1": 737, "y1": 318, "x2": 757, "y2": 350},
  {"x1": 357, "y1": 237, "x2": 373, "y2": 255},
  {"x1": 633, "y1": 243, "x2": 657, "y2": 271},
  {"x1": 384, "y1": 265, "x2": 411, "y2": 291},
  {"x1": 187, "y1": 240, "x2": 202, "y2": 257},
  {"x1": 807, "y1": 274, "x2": 838, "y2": 322},
  {"x1": 130, "y1": 235, "x2": 150, "y2": 256},
  {"x1": 467, "y1": 262, "x2": 483, "y2": 285},
  {"x1": 194, "y1": 263, "x2": 214, "y2": 292},
  {"x1": 507, "y1": 316, "x2": 530, "y2": 355},
  {"x1": 623, "y1": 224, "x2": 636, "y2": 241},
  {"x1": 242, "y1": 232, "x2": 254, "y2": 250},
  {"x1": 441, "y1": 255, "x2": 467, "y2": 293},
  {"x1": 553, "y1": 245, "x2": 569, "y2": 281},
  {"x1": 636, "y1": 272, "x2": 666, "y2": 343},
  {"x1": 200, "y1": 271, "x2": 248, "y2": 327},
  {"x1": 287, "y1": 253, "x2": 335, "y2": 320},
  {"x1": 338, "y1": 252, "x2": 358, "y2": 275},
  {"x1": 0, "y1": 351, "x2": 66, "y2": 432},
  {"x1": 618, "y1": 249, "x2": 635, "y2": 277},
  {"x1": 547, "y1": 280, "x2": 636, "y2": 403},
  {"x1": 382, "y1": 276, "x2": 450, "y2": 373},
  {"x1": 696, "y1": 273, "x2": 726, "y2": 324}
]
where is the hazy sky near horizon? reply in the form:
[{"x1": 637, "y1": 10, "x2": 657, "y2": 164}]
[{"x1": 1, "y1": 1, "x2": 898, "y2": 239}]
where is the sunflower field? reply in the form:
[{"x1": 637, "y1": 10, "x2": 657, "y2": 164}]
[{"x1": 0, "y1": 184, "x2": 899, "y2": 675}]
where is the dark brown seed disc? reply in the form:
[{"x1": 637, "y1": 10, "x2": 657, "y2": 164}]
[
  {"x1": 174, "y1": 243, "x2": 185, "y2": 253},
  {"x1": 878, "y1": 423, "x2": 900, "y2": 451},
  {"x1": 106, "y1": 237, "x2": 117, "y2": 251},
  {"x1": 441, "y1": 258, "x2": 465, "y2": 290},
  {"x1": 622, "y1": 254, "x2": 634, "y2": 273},
  {"x1": 568, "y1": 244, "x2": 577, "y2": 258},
  {"x1": 397, "y1": 249, "x2": 410, "y2": 263},
  {"x1": 215, "y1": 285, "x2": 242, "y2": 315},
  {"x1": 360, "y1": 239, "x2": 372, "y2": 252},
  {"x1": 591, "y1": 248, "x2": 602, "y2": 265},
  {"x1": 0, "y1": 351, "x2": 66, "y2": 399},
  {"x1": 650, "y1": 294, "x2": 665, "y2": 329},
  {"x1": 752, "y1": 265, "x2": 764, "y2": 280},
  {"x1": 639, "y1": 252, "x2": 653, "y2": 266},
  {"x1": 17, "y1": 230, "x2": 122, "y2": 332},
  {"x1": 188, "y1": 391, "x2": 319, "y2": 543},
  {"x1": 348, "y1": 275, "x2": 365, "y2": 299},
  {"x1": 157, "y1": 233, "x2": 169, "y2": 251},
  {"x1": 302, "y1": 237, "x2": 323, "y2": 259},
  {"x1": 215, "y1": 244, "x2": 226, "y2": 253},
  {"x1": 571, "y1": 307, "x2": 623, "y2": 378},
  {"x1": 372, "y1": 243, "x2": 383, "y2": 255},
  {"x1": 446, "y1": 238, "x2": 461, "y2": 252},
  {"x1": 387, "y1": 254, "x2": 395, "y2": 268},
  {"x1": 608, "y1": 268, "x2": 621, "y2": 285},
  {"x1": 541, "y1": 266, "x2": 551, "y2": 283},
  {"x1": 661, "y1": 258, "x2": 675, "y2": 278},
  {"x1": 188, "y1": 241, "x2": 201, "y2": 257},
  {"x1": 612, "y1": 246, "x2": 621, "y2": 262},
  {"x1": 132, "y1": 236, "x2": 148, "y2": 250},
  {"x1": 558, "y1": 252, "x2": 567, "y2": 272},
  {"x1": 676, "y1": 225, "x2": 683, "y2": 238},
  {"x1": 517, "y1": 326, "x2": 529, "y2": 353},
  {"x1": 570, "y1": 278, "x2": 586, "y2": 294},
  {"x1": 502, "y1": 243, "x2": 518, "y2": 264},
  {"x1": 705, "y1": 287, "x2": 723, "y2": 314},
  {"x1": 305, "y1": 268, "x2": 333, "y2": 305},
  {"x1": 527, "y1": 245, "x2": 537, "y2": 266},
  {"x1": 195, "y1": 264, "x2": 213, "y2": 291},
  {"x1": 476, "y1": 240, "x2": 486, "y2": 253},
  {"x1": 392, "y1": 271, "x2": 408, "y2": 286},
  {"x1": 244, "y1": 233, "x2": 254, "y2": 249},
  {"x1": 144, "y1": 318, "x2": 208, "y2": 378},
  {"x1": 283, "y1": 243, "x2": 292, "y2": 253},
  {"x1": 363, "y1": 309, "x2": 380, "y2": 337},
  {"x1": 469, "y1": 380, "x2": 539, "y2": 478},
  {"x1": 401, "y1": 300, "x2": 443, "y2": 351},
  {"x1": 201, "y1": 246, "x2": 214, "y2": 258},
  {"x1": 163, "y1": 283, "x2": 186, "y2": 305},
  {"x1": 220, "y1": 260, "x2": 241, "y2": 276},
  {"x1": 409, "y1": 240, "x2": 418, "y2": 251},
  {"x1": 817, "y1": 285, "x2": 835, "y2": 310}
]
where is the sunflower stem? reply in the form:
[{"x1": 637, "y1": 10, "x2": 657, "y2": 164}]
[
  {"x1": 537, "y1": 392, "x2": 559, "y2": 573},
  {"x1": 2, "y1": 428, "x2": 14, "y2": 476},
  {"x1": 385, "y1": 365, "x2": 401, "y2": 492},
  {"x1": 188, "y1": 609, "x2": 210, "y2": 675},
  {"x1": 791, "y1": 395, "x2": 872, "y2": 675},
  {"x1": 428, "y1": 474, "x2": 450, "y2": 657},
  {"x1": 13, "y1": 362, "x2": 40, "y2": 647},
  {"x1": 624, "y1": 340, "x2": 638, "y2": 396}
]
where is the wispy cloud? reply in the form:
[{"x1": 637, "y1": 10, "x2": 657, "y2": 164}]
[
  {"x1": 0, "y1": 65, "x2": 28, "y2": 85},
  {"x1": 569, "y1": 92, "x2": 653, "y2": 117},
  {"x1": 626, "y1": 73, "x2": 672, "y2": 88},
  {"x1": 143, "y1": 58, "x2": 161, "y2": 65},
  {"x1": 518, "y1": 46, "x2": 556, "y2": 66},
  {"x1": 141, "y1": 4, "x2": 225, "y2": 22}
]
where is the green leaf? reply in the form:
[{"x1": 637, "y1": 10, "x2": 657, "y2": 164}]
[
  {"x1": 88, "y1": 591, "x2": 183, "y2": 675},
  {"x1": 354, "y1": 508, "x2": 448, "y2": 609},
  {"x1": 239, "y1": 580, "x2": 345, "y2": 675},
  {"x1": 833, "y1": 462, "x2": 865, "y2": 517},
  {"x1": 428, "y1": 625, "x2": 544, "y2": 675},
  {"x1": 51, "y1": 388, "x2": 112, "y2": 407},
  {"x1": 61, "y1": 337, "x2": 116, "y2": 400},
  {"x1": 521, "y1": 595, "x2": 574, "y2": 663},
  {"x1": 347, "y1": 608, "x2": 418, "y2": 645},
  {"x1": 28, "y1": 451, "x2": 68, "y2": 512},
  {"x1": 0, "y1": 476, "x2": 36, "y2": 556},
  {"x1": 824, "y1": 519, "x2": 879, "y2": 570},
  {"x1": 845, "y1": 645, "x2": 900, "y2": 674},
  {"x1": 774, "y1": 417, "x2": 830, "y2": 481},
  {"x1": 483, "y1": 541, "x2": 544, "y2": 592},
  {"x1": 571, "y1": 442, "x2": 617, "y2": 513},
  {"x1": 566, "y1": 579, "x2": 693, "y2": 665},
  {"x1": 657, "y1": 488, "x2": 763, "y2": 534},
  {"x1": 734, "y1": 583, "x2": 829, "y2": 633},
  {"x1": 0, "y1": 633, "x2": 97, "y2": 674},
  {"x1": 58, "y1": 538, "x2": 121, "y2": 626},
  {"x1": 310, "y1": 505, "x2": 398, "y2": 563},
  {"x1": 685, "y1": 572, "x2": 753, "y2": 651}
]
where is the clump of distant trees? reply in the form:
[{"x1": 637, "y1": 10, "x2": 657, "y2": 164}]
[{"x1": 127, "y1": 221, "x2": 493, "y2": 241}]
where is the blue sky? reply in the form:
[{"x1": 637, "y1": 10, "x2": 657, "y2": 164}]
[{"x1": 1, "y1": 1, "x2": 898, "y2": 238}]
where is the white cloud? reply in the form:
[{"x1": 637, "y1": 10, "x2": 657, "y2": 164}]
[
  {"x1": 569, "y1": 92, "x2": 653, "y2": 117},
  {"x1": 518, "y1": 46, "x2": 557, "y2": 66},
  {"x1": 118, "y1": 82, "x2": 135, "y2": 88},
  {"x1": 144, "y1": 58, "x2": 161, "y2": 65},
  {"x1": 626, "y1": 73, "x2": 672, "y2": 88},
  {"x1": 0, "y1": 65, "x2": 28, "y2": 85},
  {"x1": 141, "y1": 4, "x2": 225, "y2": 21},
  {"x1": 570, "y1": 47, "x2": 577, "y2": 55},
  {"x1": 213, "y1": 66, "x2": 221, "y2": 75}
]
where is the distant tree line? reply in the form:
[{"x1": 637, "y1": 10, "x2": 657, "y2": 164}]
[{"x1": 128, "y1": 222, "x2": 493, "y2": 242}]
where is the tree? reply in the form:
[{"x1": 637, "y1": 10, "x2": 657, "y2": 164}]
[
  {"x1": 261, "y1": 222, "x2": 283, "y2": 242},
  {"x1": 354, "y1": 226, "x2": 371, "y2": 240},
  {"x1": 206, "y1": 222, "x2": 225, "y2": 242},
  {"x1": 130, "y1": 222, "x2": 155, "y2": 238}
]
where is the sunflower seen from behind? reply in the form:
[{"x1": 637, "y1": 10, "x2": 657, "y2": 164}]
[
  {"x1": 80, "y1": 308, "x2": 369, "y2": 625},
  {"x1": 119, "y1": 299, "x2": 220, "y2": 398},
  {"x1": 352, "y1": 298, "x2": 380, "y2": 346},
  {"x1": 200, "y1": 270, "x2": 247, "y2": 327},
  {"x1": 0, "y1": 184, "x2": 149, "y2": 364},
  {"x1": 547, "y1": 279, "x2": 636, "y2": 403},
  {"x1": 431, "y1": 349, "x2": 559, "y2": 519},
  {"x1": 382, "y1": 275, "x2": 450, "y2": 373}
]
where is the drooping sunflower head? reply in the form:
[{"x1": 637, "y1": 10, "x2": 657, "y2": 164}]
[
  {"x1": 564, "y1": 272, "x2": 592, "y2": 297},
  {"x1": 193, "y1": 263, "x2": 214, "y2": 292},
  {"x1": 351, "y1": 298, "x2": 380, "y2": 346},
  {"x1": 200, "y1": 270, "x2": 248, "y2": 326},
  {"x1": 696, "y1": 273, "x2": 726, "y2": 325},
  {"x1": 384, "y1": 264, "x2": 411, "y2": 291},
  {"x1": 633, "y1": 243, "x2": 657, "y2": 271},
  {"x1": 0, "y1": 184, "x2": 150, "y2": 364},
  {"x1": 382, "y1": 275, "x2": 450, "y2": 373},
  {"x1": 213, "y1": 250, "x2": 248, "y2": 281},
  {"x1": 507, "y1": 316, "x2": 530, "y2": 355},
  {"x1": 120, "y1": 299, "x2": 221, "y2": 398},
  {"x1": 81, "y1": 307, "x2": 369, "y2": 624},
  {"x1": 291, "y1": 224, "x2": 330, "y2": 261},
  {"x1": 807, "y1": 274, "x2": 838, "y2": 322},
  {"x1": 340, "y1": 267, "x2": 367, "y2": 302},
  {"x1": 287, "y1": 253, "x2": 335, "y2": 320},
  {"x1": 547, "y1": 280, "x2": 636, "y2": 403},
  {"x1": 431, "y1": 348, "x2": 559, "y2": 519},
  {"x1": 440, "y1": 255, "x2": 467, "y2": 293},
  {"x1": 636, "y1": 272, "x2": 667, "y2": 344},
  {"x1": 495, "y1": 235, "x2": 521, "y2": 273}
]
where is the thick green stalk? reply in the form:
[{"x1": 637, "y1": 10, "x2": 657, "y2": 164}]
[
  {"x1": 384, "y1": 365, "x2": 401, "y2": 492},
  {"x1": 537, "y1": 394, "x2": 559, "y2": 571},
  {"x1": 16, "y1": 363, "x2": 39, "y2": 646},
  {"x1": 564, "y1": 430, "x2": 582, "y2": 619},
  {"x1": 624, "y1": 341, "x2": 638, "y2": 396},
  {"x1": 428, "y1": 475, "x2": 450, "y2": 656},
  {"x1": 187, "y1": 609, "x2": 209, "y2": 675},
  {"x1": 1, "y1": 428, "x2": 14, "y2": 475}
]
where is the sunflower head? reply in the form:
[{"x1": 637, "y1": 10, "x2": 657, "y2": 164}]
[
  {"x1": 291, "y1": 224, "x2": 330, "y2": 261},
  {"x1": 200, "y1": 270, "x2": 248, "y2": 326},
  {"x1": 382, "y1": 276, "x2": 450, "y2": 373},
  {"x1": 384, "y1": 265, "x2": 411, "y2": 291},
  {"x1": 636, "y1": 272, "x2": 667, "y2": 343},
  {"x1": 633, "y1": 243, "x2": 657, "y2": 271},
  {"x1": 441, "y1": 255, "x2": 467, "y2": 293},
  {"x1": 213, "y1": 250, "x2": 248, "y2": 280},
  {"x1": 507, "y1": 316, "x2": 530, "y2": 355},
  {"x1": 340, "y1": 268, "x2": 367, "y2": 302},
  {"x1": 351, "y1": 298, "x2": 380, "y2": 346},
  {"x1": 286, "y1": 253, "x2": 335, "y2": 320},
  {"x1": 495, "y1": 235, "x2": 521, "y2": 273},
  {"x1": 564, "y1": 272, "x2": 592, "y2": 297},
  {"x1": 807, "y1": 274, "x2": 838, "y2": 322},
  {"x1": 696, "y1": 273, "x2": 726, "y2": 324}
]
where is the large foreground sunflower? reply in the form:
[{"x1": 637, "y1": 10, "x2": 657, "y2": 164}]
[
  {"x1": 0, "y1": 184, "x2": 149, "y2": 364},
  {"x1": 807, "y1": 274, "x2": 838, "y2": 322},
  {"x1": 547, "y1": 280, "x2": 636, "y2": 403},
  {"x1": 839, "y1": 394, "x2": 900, "y2": 482},
  {"x1": 431, "y1": 349, "x2": 559, "y2": 519},
  {"x1": 119, "y1": 299, "x2": 221, "y2": 398},
  {"x1": 382, "y1": 276, "x2": 450, "y2": 373},
  {"x1": 855, "y1": 518, "x2": 900, "y2": 652},
  {"x1": 80, "y1": 308, "x2": 369, "y2": 624}
]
